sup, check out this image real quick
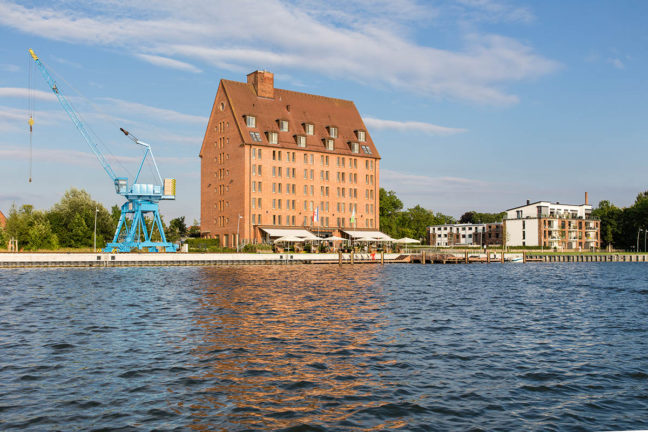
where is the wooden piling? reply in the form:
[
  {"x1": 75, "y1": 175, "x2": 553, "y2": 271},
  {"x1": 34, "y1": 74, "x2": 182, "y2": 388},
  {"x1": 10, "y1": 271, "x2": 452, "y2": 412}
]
[
  {"x1": 501, "y1": 251, "x2": 505, "y2": 263},
  {"x1": 350, "y1": 252, "x2": 355, "y2": 265},
  {"x1": 421, "y1": 250, "x2": 426, "y2": 264},
  {"x1": 486, "y1": 250, "x2": 490, "y2": 263},
  {"x1": 465, "y1": 250, "x2": 469, "y2": 264},
  {"x1": 338, "y1": 251, "x2": 342, "y2": 266},
  {"x1": 523, "y1": 251, "x2": 527, "y2": 263},
  {"x1": 380, "y1": 251, "x2": 384, "y2": 265}
]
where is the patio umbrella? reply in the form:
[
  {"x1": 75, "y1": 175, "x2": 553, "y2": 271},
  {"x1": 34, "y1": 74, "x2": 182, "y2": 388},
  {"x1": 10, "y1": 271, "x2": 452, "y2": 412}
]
[
  {"x1": 324, "y1": 235, "x2": 345, "y2": 241},
  {"x1": 395, "y1": 237, "x2": 421, "y2": 244},
  {"x1": 273, "y1": 236, "x2": 304, "y2": 243}
]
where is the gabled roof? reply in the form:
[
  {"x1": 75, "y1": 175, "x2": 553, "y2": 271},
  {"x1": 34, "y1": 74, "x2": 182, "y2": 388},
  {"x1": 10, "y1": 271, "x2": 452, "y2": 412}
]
[{"x1": 220, "y1": 79, "x2": 380, "y2": 158}]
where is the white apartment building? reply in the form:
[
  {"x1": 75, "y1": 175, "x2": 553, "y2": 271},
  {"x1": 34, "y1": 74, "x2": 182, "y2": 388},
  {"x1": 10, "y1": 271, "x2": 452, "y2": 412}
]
[
  {"x1": 504, "y1": 196, "x2": 600, "y2": 249},
  {"x1": 429, "y1": 223, "x2": 500, "y2": 247}
]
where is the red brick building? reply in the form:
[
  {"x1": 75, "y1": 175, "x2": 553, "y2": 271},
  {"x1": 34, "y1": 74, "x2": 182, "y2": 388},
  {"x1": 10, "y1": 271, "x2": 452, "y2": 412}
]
[
  {"x1": 200, "y1": 71, "x2": 381, "y2": 247},
  {"x1": 0, "y1": 210, "x2": 6, "y2": 229}
]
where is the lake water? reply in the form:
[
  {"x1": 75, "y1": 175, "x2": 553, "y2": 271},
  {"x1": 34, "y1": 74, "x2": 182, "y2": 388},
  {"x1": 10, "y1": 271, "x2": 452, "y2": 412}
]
[{"x1": 1, "y1": 263, "x2": 647, "y2": 431}]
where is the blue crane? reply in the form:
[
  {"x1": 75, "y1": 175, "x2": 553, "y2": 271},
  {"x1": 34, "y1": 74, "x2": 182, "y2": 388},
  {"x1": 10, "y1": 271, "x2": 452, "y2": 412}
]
[{"x1": 29, "y1": 49, "x2": 178, "y2": 252}]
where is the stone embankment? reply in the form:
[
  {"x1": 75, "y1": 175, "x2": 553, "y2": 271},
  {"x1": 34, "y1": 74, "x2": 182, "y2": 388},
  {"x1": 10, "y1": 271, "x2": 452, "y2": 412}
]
[{"x1": 0, "y1": 252, "x2": 407, "y2": 268}]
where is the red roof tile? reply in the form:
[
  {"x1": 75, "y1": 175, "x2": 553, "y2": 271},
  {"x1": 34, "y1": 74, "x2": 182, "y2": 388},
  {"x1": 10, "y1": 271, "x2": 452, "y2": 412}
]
[{"x1": 221, "y1": 78, "x2": 380, "y2": 159}]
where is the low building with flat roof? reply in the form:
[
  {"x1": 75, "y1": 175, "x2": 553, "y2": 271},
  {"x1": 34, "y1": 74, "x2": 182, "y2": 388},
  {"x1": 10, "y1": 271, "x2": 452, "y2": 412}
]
[{"x1": 428, "y1": 223, "x2": 502, "y2": 247}]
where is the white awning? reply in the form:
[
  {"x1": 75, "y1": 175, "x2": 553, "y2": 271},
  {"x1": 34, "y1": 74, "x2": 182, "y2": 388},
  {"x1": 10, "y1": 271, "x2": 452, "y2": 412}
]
[
  {"x1": 260, "y1": 228, "x2": 320, "y2": 240},
  {"x1": 342, "y1": 230, "x2": 394, "y2": 241}
]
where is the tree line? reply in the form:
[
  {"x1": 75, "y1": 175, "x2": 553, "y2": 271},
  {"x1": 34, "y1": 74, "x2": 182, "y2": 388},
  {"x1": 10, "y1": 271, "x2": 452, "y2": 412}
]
[
  {"x1": 592, "y1": 192, "x2": 648, "y2": 250},
  {"x1": 0, "y1": 188, "x2": 199, "y2": 251}
]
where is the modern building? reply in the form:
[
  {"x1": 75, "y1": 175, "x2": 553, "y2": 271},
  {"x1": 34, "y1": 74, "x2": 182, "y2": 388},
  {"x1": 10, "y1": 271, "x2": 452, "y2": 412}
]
[
  {"x1": 200, "y1": 70, "x2": 381, "y2": 247},
  {"x1": 428, "y1": 223, "x2": 502, "y2": 247},
  {"x1": 503, "y1": 194, "x2": 600, "y2": 249}
]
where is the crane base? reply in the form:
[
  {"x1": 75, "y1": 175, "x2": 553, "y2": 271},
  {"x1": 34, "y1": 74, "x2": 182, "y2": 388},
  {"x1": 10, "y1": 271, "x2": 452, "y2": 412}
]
[{"x1": 105, "y1": 199, "x2": 179, "y2": 253}]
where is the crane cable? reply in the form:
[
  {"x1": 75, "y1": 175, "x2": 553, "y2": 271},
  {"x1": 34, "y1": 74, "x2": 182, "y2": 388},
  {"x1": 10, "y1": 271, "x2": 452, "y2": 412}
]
[{"x1": 28, "y1": 53, "x2": 34, "y2": 183}]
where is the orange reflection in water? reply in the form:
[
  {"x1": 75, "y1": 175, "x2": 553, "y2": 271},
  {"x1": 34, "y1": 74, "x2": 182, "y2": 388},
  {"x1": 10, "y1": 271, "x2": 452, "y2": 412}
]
[{"x1": 181, "y1": 264, "x2": 402, "y2": 431}]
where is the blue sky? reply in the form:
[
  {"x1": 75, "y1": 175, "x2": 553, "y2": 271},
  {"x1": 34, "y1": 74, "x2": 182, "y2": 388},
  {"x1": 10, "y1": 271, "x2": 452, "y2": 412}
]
[{"x1": 1, "y1": 0, "x2": 647, "y2": 222}]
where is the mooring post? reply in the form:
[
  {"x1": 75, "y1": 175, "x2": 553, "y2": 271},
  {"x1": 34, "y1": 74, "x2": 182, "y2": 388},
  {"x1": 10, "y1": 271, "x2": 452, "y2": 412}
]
[
  {"x1": 465, "y1": 250, "x2": 469, "y2": 264},
  {"x1": 421, "y1": 250, "x2": 426, "y2": 264},
  {"x1": 523, "y1": 251, "x2": 527, "y2": 263},
  {"x1": 381, "y1": 251, "x2": 384, "y2": 265},
  {"x1": 339, "y1": 250, "x2": 342, "y2": 266},
  {"x1": 486, "y1": 249, "x2": 490, "y2": 264},
  {"x1": 501, "y1": 250, "x2": 505, "y2": 263},
  {"x1": 350, "y1": 252, "x2": 355, "y2": 265}
]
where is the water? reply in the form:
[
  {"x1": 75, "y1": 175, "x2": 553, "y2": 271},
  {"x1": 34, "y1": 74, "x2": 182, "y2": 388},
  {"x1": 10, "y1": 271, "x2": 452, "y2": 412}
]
[{"x1": 1, "y1": 263, "x2": 647, "y2": 431}]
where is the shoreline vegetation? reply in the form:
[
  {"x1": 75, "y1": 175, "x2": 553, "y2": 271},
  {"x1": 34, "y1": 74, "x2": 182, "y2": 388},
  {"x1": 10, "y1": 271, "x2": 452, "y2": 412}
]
[{"x1": 2, "y1": 187, "x2": 647, "y2": 253}]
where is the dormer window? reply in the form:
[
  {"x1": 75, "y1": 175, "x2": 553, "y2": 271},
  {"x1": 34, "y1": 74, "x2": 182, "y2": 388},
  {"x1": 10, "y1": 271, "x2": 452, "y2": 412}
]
[
  {"x1": 267, "y1": 131, "x2": 278, "y2": 144},
  {"x1": 303, "y1": 123, "x2": 314, "y2": 135},
  {"x1": 250, "y1": 132, "x2": 262, "y2": 142},
  {"x1": 246, "y1": 115, "x2": 256, "y2": 128},
  {"x1": 328, "y1": 126, "x2": 338, "y2": 138},
  {"x1": 279, "y1": 119, "x2": 289, "y2": 132},
  {"x1": 349, "y1": 142, "x2": 359, "y2": 153},
  {"x1": 355, "y1": 130, "x2": 366, "y2": 142},
  {"x1": 296, "y1": 135, "x2": 306, "y2": 148},
  {"x1": 361, "y1": 145, "x2": 372, "y2": 154},
  {"x1": 324, "y1": 138, "x2": 334, "y2": 151}
]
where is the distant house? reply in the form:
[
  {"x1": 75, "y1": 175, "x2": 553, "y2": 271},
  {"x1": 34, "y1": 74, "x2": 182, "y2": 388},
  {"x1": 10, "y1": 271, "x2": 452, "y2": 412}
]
[
  {"x1": 503, "y1": 193, "x2": 600, "y2": 249},
  {"x1": 428, "y1": 223, "x2": 502, "y2": 247},
  {"x1": 0, "y1": 210, "x2": 6, "y2": 229}
]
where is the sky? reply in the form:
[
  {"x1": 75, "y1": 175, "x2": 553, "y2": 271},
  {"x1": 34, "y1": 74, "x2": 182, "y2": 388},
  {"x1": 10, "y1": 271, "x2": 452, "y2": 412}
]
[{"x1": 1, "y1": 0, "x2": 647, "y2": 222}]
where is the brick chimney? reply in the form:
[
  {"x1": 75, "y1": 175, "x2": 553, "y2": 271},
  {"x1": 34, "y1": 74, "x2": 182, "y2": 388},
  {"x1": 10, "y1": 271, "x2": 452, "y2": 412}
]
[
  {"x1": 585, "y1": 191, "x2": 589, "y2": 205},
  {"x1": 247, "y1": 70, "x2": 274, "y2": 98}
]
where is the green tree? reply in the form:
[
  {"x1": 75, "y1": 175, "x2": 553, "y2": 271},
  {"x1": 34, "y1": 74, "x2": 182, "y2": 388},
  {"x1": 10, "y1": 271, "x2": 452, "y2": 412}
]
[
  {"x1": 4, "y1": 204, "x2": 34, "y2": 248},
  {"x1": 592, "y1": 200, "x2": 622, "y2": 249},
  {"x1": 166, "y1": 216, "x2": 188, "y2": 242},
  {"x1": 27, "y1": 212, "x2": 59, "y2": 250},
  {"x1": 48, "y1": 188, "x2": 112, "y2": 248}
]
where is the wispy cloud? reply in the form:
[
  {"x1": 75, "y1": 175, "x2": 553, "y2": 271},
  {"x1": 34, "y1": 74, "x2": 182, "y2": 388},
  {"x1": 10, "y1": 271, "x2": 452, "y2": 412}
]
[
  {"x1": 0, "y1": 63, "x2": 20, "y2": 72},
  {"x1": 363, "y1": 116, "x2": 467, "y2": 135},
  {"x1": 455, "y1": 0, "x2": 534, "y2": 23},
  {"x1": 99, "y1": 97, "x2": 208, "y2": 124},
  {"x1": 382, "y1": 169, "x2": 488, "y2": 193},
  {"x1": 607, "y1": 57, "x2": 625, "y2": 69},
  {"x1": 0, "y1": 87, "x2": 57, "y2": 101},
  {"x1": 136, "y1": 53, "x2": 202, "y2": 73},
  {"x1": 0, "y1": 0, "x2": 558, "y2": 105}
]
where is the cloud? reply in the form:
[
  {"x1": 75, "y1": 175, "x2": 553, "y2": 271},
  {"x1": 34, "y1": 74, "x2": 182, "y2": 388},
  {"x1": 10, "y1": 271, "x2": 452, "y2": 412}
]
[
  {"x1": 0, "y1": 64, "x2": 20, "y2": 72},
  {"x1": 363, "y1": 116, "x2": 467, "y2": 135},
  {"x1": 381, "y1": 169, "x2": 488, "y2": 193},
  {"x1": 99, "y1": 97, "x2": 208, "y2": 124},
  {"x1": 136, "y1": 53, "x2": 202, "y2": 73},
  {"x1": 607, "y1": 57, "x2": 625, "y2": 69},
  {"x1": 455, "y1": 0, "x2": 534, "y2": 23},
  {"x1": 0, "y1": 87, "x2": 57, "y2": 101},
  {"x1": 0, "y1": 0, "x2": 559, "y2": 105}
]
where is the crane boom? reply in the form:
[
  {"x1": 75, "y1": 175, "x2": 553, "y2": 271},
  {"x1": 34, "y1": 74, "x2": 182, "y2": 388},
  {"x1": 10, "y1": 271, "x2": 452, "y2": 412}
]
[{"x1": 28, "y1": 49, "x2": 118, "y2": 181}]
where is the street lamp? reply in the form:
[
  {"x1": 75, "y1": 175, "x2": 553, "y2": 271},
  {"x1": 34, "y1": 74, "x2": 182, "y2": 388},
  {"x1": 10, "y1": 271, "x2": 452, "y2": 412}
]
[
  {"x1": 637, "y1": 228, "x2": 643, "y2": 253},
  {"x1": 93, "y1": 206, "x2": 98, "y2": 252},
  {"x1": 236, "y1": 214, "x2": 243, "y2": 252}
]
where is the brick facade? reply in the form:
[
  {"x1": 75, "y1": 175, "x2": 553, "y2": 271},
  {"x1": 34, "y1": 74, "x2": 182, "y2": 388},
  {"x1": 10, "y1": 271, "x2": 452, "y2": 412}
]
[
  {"x1": 200, "y1": 71, "x2": 381, "y2": 247},
  {"x1": 0, "y1": 210, "x2": 6, "y2": 229}
]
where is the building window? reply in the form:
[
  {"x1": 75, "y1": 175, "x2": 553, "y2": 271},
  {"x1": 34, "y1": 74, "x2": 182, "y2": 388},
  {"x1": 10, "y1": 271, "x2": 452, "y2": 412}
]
[
  {"x1": 267, "y1": 131, "x2": 278, "y2": 144},
  {"x1": 296, "y1": 135, "x2": 306, "y2": 148},
  {"x1": 246, "y1": 115, "x2": 256, "y2": 128},
  {"x1": 304, "y1": 123, "x2": 314, "y2": 135},
  {"x1": 325, "y1": 139, "x2": 334, "y2": 151},
  {"x1": 279, "y1": 119, "x2": 289, "y2": 131},
  {"x1": 356, "y1": 130, "x2": 366, "y2": 142},
  {"x1": 328, "y1": 126, "x2": 338, "y2": 138},
  {"x1": 250, "y1": 131, "x2": 261, "y2": 142},
  {"x1": 361, "y1": 145, "x2": 372, "y2": 154}
]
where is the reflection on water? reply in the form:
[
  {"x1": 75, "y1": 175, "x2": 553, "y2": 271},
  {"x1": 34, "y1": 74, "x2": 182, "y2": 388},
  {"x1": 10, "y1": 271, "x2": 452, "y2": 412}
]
[
  {"x1": 185, "y1": 265, "x2": 399, "y2": 431},
  {"x1": 2, "y1": 263, "x2": 648, "y2": 431}
]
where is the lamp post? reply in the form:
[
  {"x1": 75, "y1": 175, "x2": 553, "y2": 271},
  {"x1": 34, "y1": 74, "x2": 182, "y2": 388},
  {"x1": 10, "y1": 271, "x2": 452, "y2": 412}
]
[
  {"x1": 93, "y1": 206, "x2": 98, "y2": 252},
  {"x1": 637, "y1": 228, "x2": 643, "y2": 253},
  {"x1": 236, "y1": 214, "x2": 242, "y2": 252}
]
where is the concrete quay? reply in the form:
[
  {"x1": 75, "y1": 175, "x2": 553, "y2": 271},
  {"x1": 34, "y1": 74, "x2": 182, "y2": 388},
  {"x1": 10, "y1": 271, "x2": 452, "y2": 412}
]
[{"x1": 0, "y1": 252, "x2": 407, "y2": 268}]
